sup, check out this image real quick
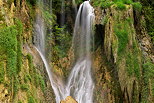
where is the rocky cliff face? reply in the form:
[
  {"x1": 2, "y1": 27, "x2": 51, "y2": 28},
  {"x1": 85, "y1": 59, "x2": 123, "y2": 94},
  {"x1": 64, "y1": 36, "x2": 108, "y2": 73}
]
[
  {"x1": 0, "y1": 0, "x2": 54, "y2": 102},
  {"x1": 0, "y1": 0, "x2": 153, "y2": 103},
  {"x1": 93, "y1": 2, "x2": 154, "y2": 103}
]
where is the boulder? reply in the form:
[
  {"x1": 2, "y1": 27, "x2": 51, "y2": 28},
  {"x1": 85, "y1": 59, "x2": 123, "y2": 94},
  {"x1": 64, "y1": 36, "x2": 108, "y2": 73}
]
[{"x1": 60, "y1": 96, "x2": 77, "y2": 103}]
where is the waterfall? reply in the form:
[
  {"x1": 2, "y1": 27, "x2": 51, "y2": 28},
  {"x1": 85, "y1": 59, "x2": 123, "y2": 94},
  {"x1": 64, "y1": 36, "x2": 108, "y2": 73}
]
[
  {"x1": 34, "y1": 1, "x2": 95, "y2": 103},
  {"x1": 34, "y1": 1, "x2": 65, "y2": 102},
  {"x1": 64, "y1": 1, "x2": 95, "y2": 103}
]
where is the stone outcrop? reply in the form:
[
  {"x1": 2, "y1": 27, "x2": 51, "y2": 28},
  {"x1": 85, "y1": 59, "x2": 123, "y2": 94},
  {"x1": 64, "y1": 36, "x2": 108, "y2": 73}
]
[
  {"x1": 93, "y1": 4, "x2": 150, "y2": 102},
  {"x1": 60, "y1": 96, "x2": 77, "y2": 103}
]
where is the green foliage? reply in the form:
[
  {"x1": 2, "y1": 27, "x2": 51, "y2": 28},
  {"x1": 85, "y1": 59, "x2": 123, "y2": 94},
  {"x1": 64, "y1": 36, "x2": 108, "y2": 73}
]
[
  {"x1": 114, "y1": 16, "x2": 140, "y2": 78},
  {"x1": 28, "y1": 96, "x2": 36, "y2": 103},
  {"x1": 141, "y1": 0, "x2": 154, "y2": 43},
  {"x1": 24, "y1": 74, "x2": 32, "y2": 83},
  {"x1": 38, "y1": 75, "x2": 46, "y2": 92},
  {"x1": 0, "y1": 26, "x2": 17, "y2": 50},
  {"x1": 132, "y1": 2, "x2": 142, "y2": 12},
  {"x1": 143, "y1": 60, "x2": 154, "y2": 78},
  {"x1": 27, "y1": 54, "x2": 33, "y2": 70},
  {"x1": 142, "y1": 59, "x2": 154, "y2": 101},
  {"x1": 33, "y1": 73, "x2": 39, "y2": 88},
  {"x1": 102, "y1": 16, "x2": 108, "y2": 25},
  {"x1": 93, "y1": 0, "x2": 114, "y2": 9},
  {"x1": 52, "y1": 26, "x2": 72, "y2": 58},
  {"x1": 114, "y1": 22, "x2": 129, "y2": 54},
  {"x1": 43, "y1": 10, "x2": 57, "y2": 28},
  {"x1": 0, "y1": 62, "x2": 4, "y2": 83},
  {"x1": 33, "y1": 74, "x2": 46, "y2": 92},
  {"x1": 15, "y1": 19, "x2": 23, "y2": 73},
  {"x1": 7, "y1": 49, "x2": 17, "y2": 77},
  {"x1": 21, "y1": 84, "x2": 29, "y2": 91},
  {"x1": 126, "y1": 52, "x2": 140, "y2": 78},
  {"x1": 122, "y1": 0, "x2": 132, "y2": 5},
  {"x1": 114, "y1": 0, "x2": 132, "y2": 4},
  {"x1": 13, "y1": 77, "x2": 20, "y2": 98},
  {"x1": 93, "y1": 0, "x2": 141, "y2": 11},
  {"x1": 114, "y1": 0, "x2": 142, "y2": 11},
  {"x1": 116, "y1": 2, "x2": 126, "y2": 10},
  {"x1": 0, "y1": 25, "x2": 18, "y2": 78}
]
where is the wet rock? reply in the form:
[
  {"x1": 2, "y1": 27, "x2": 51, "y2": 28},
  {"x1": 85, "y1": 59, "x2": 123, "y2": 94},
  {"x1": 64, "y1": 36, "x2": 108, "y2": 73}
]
[{"x1": 60, "y1": 96, "x2": 77, "y2": 103}]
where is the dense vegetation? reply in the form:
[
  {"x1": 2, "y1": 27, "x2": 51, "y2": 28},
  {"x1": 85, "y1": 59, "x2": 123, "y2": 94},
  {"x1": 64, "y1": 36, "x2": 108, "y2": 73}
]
[{"x1": 0, "y1": 0, "x2": 153, "y2": 102}]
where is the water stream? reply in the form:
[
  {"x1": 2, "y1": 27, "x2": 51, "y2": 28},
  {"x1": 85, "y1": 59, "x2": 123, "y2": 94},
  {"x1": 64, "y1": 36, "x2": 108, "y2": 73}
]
[{"x1": 34, "y1": 1, "x2": 95, "y2": 103}]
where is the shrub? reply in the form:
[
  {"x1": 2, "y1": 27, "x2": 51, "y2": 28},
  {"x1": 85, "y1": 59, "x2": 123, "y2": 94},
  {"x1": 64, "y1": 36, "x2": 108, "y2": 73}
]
[
  {"x1": 123, "y1": 0, "x2": 132, "y2": 4},
  {"x1": 93, "y1": 0, "x2": 114, "y2": 9},
  {"x1": 116, "y1": 2, "x2": 126, "y2": 10},
  {"x1": 102, "y1": 1, "x2": 114, "y2": 9},
  {"x1": 132, "y1": 2, "x2": 142, "y2": 12}
]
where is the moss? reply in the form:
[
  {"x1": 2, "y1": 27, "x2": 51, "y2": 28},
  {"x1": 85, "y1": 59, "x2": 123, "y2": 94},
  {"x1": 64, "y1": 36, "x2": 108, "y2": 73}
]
[
  {"x1": 93, "y1": 0, "x2": 114, "y2": 9},
  {"x1": 27, "y1": 54, "x2": 33, "y2": 70},
  {"x1": 141, "y1": 0, "x2": 154, "y2": 43},
  {"x1": 15, "y1": 19, "x2": 23, "y2": 73},
  {"x1": 113, "y1": 9, "x2": 141, "y2": 78},
  {"x1": 28, "y1": 96, "x2": 36, "y2": 103},
  {"x1": 13, "y1": 76, "x2": 20, "y2": 98},
  {"x1": 142, "y1": 59, "x2": 154, "y2": 102},
  {"x1": 0, "y1": 62, "x2": 4, "y2": 83},
  {"x1": 114, "y1": 21, "x2": 129, "y2": 54},
  {"x1": 126, "y1": 52, "x2": 140, "y2": 78},
  {"x1": 20, "y1": 84, "x2": 29, "y2": 91},
  {"x1": 7, "y1": 49, "x2": 17, "y2": 77},
  {"x1": 102, "y1": 16, "x2": 108, "y2": 25},
  {"x1": 38, "y1": 75, "x2": 46, "y2": 92},
  {"x1": 33, "y1": 73, "x2": 39, "y2": 88},
  {"x1": 0, "y1": 24, "x2": 24, "y2": 98},
  {"x1": 0, "y1": 26, "x2": 18, "y2": 78},
  {"x1": 33, "y1": 73, "x2": 46, "y2": 92},
  {"x1": 116, "y1": 2, "x2": 126, "y2": 10},
  {"x1": 24, "y1": 74, "x2": 32, "y2": 83},
  {"x1": 123, "y1": 0, "x2": 132, "y2": 5},
  {"x1": 132, "y1": 2, "x2": 142, "y2": 12}
]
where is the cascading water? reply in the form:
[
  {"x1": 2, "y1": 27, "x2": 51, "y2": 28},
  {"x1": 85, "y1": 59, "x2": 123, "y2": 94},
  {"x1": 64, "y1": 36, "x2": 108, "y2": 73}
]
[
  {"x1": 34, "y1": 1, "x2": 65, "y2": 102},
  {"x1": 34, "y1": 1, "x2": 95, "y2": 103},
  {"x1": 64, "y1": 1, "x2": 95, "y2": 103}
]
